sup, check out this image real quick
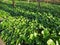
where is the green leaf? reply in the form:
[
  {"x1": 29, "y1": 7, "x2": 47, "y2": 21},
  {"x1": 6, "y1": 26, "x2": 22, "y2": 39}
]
[{"x1": 47, "y1": 39, "x2": 55, "y2": 45}]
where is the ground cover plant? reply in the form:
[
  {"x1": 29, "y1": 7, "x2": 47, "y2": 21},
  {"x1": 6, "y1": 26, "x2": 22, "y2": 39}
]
[{"x1": 0, "y1": 1, "x2": 60, "y2": 45}]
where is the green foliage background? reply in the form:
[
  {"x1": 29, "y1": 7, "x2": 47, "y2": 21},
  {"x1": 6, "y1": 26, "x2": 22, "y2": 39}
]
[{"x1": 0, "y1": 1, "x2": 60, "y2": 45}]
